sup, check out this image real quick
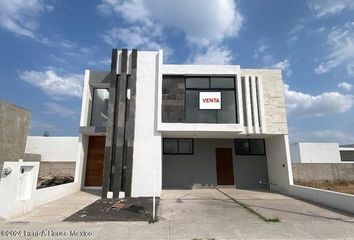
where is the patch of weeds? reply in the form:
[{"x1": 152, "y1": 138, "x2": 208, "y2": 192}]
[
  {"x1": 265, "y1": 217, "x2": 280, "y2": 222},
  {"x1": 216, "y1": 188, "x2": 281, "y2": 223},
  {"x1": 148, "y1": 216, "x2": 159, "y2": 224}
]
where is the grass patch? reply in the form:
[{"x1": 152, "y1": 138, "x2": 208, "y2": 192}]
[
  {"x1": 216, "y1": 188, "x2": 280, "y2": 223},
  {"x1": 148, "y1": 216, "x2": 159, "y2": 224}
]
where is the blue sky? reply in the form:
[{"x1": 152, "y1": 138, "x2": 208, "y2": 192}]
[{"x1": 0, "y1": 0, "x2": 353, "y2": 144}]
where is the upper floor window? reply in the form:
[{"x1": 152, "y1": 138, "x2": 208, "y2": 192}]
[
  {"x1": 91, "y1": 88, "x2": 109, "y2": 127},
  {"x1": 185, "y1": 76, "x2": 237, "y2": 123}
]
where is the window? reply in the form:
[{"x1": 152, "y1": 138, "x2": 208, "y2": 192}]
[
  {"x1": 91, "y1": 88, "x2": 109, "y2": 127},
  {"x1": 235, "y1": 139, "x2": 265, "y2": 155},
  {"x1": 163, "y1": 138, "x2": 194, "y2": 155},
  {"x1": 185, "y1": 76, "x2": 237, "y2": 123}
]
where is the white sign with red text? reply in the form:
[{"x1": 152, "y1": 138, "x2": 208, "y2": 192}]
[{"x1": 199, "y1": 92, "x2": 221, "y2": 109}]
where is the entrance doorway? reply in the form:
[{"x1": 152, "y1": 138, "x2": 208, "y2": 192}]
[
  {"x1": 85, "y1": 136, "x2": 105, "y2": 187},
  {"x1": 215, "y1": 148, "x2": 234, "y2": 185}
]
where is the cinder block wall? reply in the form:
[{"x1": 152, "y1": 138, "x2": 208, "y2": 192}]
[
  {"x1": 292, "y1": 163, "x2": 354, "y2": 182},
  {"x1": 38, "y1": 162, "x2": 76, "y2": 177},
  {"x1": 0, "y1": 101, "x2": 30, "y2": 171}
]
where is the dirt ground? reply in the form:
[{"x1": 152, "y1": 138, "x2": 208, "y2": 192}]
[
  {"x1": 294, "y1": 180, "x2": 354, "y2": 195},
  {"x1": 64, "y1": 197, "x2": 159, "y2": 222}
]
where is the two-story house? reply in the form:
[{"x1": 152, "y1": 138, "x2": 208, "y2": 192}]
[{"x1": 78, "y1": 49, "x2": 293, "y2": 199}]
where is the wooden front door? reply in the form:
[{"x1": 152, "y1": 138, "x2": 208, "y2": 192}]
[
  {"x1": 216, "y1": 148, "x2": 234, "y2": 185},
  {"x1": 85, "y1": 136, "x2": 105, "y2": 186}
]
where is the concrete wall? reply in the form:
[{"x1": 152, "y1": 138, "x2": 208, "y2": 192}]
[
  {"x1": 163, "y1": 139, "x2": 269, "y2": 189},
  {"x1": 0, "y1": 161, "x2": 39, "y2": 219},
  {"x1": 34, "y1": 182, "x2": 80, "y2": 207},
  {"x1": 340, "y1": 150, "x2": 354, "y2": 162},
  {"x1": 241, "y1": 69, "x2": 288, "y2": 135},
  {"x1": 25, "y1": 136, "x2": 79, "y2": 162},
  {"x1": 0, "y1": 101, "x2": 30, "y2": 171},
  {"x1": 265, "y1": 135, "x2": 293, "y2": 192},
  {"x1": 292, "y1": 163, "x2": 354, "y2": 181},
  {"x1": 131, "y1": 51, "x2": 162, "y2": 197},
  {"x1": 38, "y1": 161, "x2": 76, "y2": 177},
  {"x1": 289, "y1": 185, "x2": 354, "y2": 214},
  {"x1": 290, "y1": 142, "x2": 341, "y2": 163}
]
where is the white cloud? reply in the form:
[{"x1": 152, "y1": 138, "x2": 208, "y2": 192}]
[
  {"x1": 284, "y1": 84, "x2": 353, "y2": 117},
  {"x1": 271, "y1": 59, "x2": 292, "y2": 77},
  {"x1": 187, "y1": 45, "x2": 233, "y2": 65},
  {"x1": 309, "y1": 0, "x2": 354, "y2": 18},
  {"x1": 290, "y1": 129, "x2": 354, "y2": 144},
  {"x1": 315, "y1": 22, "x2": 354, "y2": 75},
  {"x1": 0, "y1": 0, "x2": 52, "y2": 38},
  {"x1": 98, "y1": 0, "x2": 243, "y2": 47},
  {"x1": 43, "y1": 102, "x2": 78, "y2": 118},
  {"x1": 19, "y1": 69, "x2": 83, "y2": 98},
  {"x1": 253, "y1": 43, "x2": 268, "y2": 59},
  {"x1": 338, "y1": 82, "x2": 353, "y2": 91},
  {"x1": 98, "y1": 0, "x2": 243, "y2": 62},
  {"x1": 103, "y1": 26, "x2": 162, "y2": 50}
]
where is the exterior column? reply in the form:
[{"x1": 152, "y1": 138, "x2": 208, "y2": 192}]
[
  {"x1": 102, "y1": 49, "x2": 118, "y2": 198},
  {"x1": 124, "y1": 49, "x2": 138, "y2": 197},
  {"x1": 112, "y1": 49, "x2": 128, "y2": 197}
]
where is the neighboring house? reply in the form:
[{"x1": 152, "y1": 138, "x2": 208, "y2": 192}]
[
  {"x1": 290, "y1": 142, "x2": 354, "y2": 163},
  {"x1": 339, "y1": 145, "x2": 354, "y2": 162},
  {"x1": 78, "y1": 49, "x2": 293, "y2": 198}
]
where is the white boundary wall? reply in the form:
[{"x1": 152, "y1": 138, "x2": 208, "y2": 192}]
[
  {"x1": 288, "y1": 184, "x2": 354, "y2": 214},
  {"x1": 25, "y1": 136, "x2": 79, "y2": 162},
  {"x1": 290, "y1": 142, "x2": 341, "y2": 163},
  {"x1": 34, "y1": 182, "x2": 80, "y2": 207}
]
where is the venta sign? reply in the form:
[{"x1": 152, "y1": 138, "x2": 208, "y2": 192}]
[{"x1": 199, "y1": 92, "x2": 221, "y2": 110}]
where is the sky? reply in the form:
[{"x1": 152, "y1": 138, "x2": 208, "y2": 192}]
[{"x1": 0, "y1": 0, "x2": 353, "y2": 144}]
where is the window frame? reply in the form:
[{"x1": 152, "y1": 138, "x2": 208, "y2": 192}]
[
  {"x1": 90, "y1": 88, "x2": 110, "y2": 127},
  {"x1": 184, "y1": 76, "x2": 238, "y2": 124},
  {"x1": 163, "y1": 138, "x2": 194, "y2": 155},
  {"x1": 234, "y1": 139, "x2": 266, "y2": 156}
]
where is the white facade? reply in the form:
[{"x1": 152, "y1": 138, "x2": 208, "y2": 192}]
[
  {"x1": 290, "y1": 142, "x2": 354, "y2": 163},
  {"x1": 25, "y1": 136, "x2": 79, "y2": 162},
  {"x1": 78, "y1": 49, "x2": 293, "y2": 198}
]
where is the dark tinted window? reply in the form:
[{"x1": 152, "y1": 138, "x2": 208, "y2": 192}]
[
  {"x1": 185, "y1": 76, "x2": 237, "y2": 124},
  {"x1": 163, "y1": 138, "x2": 194, "y2": 154},
  {"x1": 163, "y1": 139, "x2": 178, "y2": 154},
  {"x1": 235, "y1": 139, "x2": 250, "y2": 155},
  {"x1": 179, "y1": 139, "x2": 193, "y2": 154},
  {"x1": 185, "y1": 90, "x2": 216, "y2": 123},
  {"x1": 210, "y1": 77, "x2": 234, "y2": 88},
  {"x1": 250, "y1": 139, "x2": 265, "y2": 155},
  {"x1": 235, "y1": 139, "x2": 265, "y2": 155},
  {"x1": 217, "y1": 91, "x2": 236, "y2": 123},
  {"x1": 186, "y1": 77, "x2": 209, "y2": 89}
]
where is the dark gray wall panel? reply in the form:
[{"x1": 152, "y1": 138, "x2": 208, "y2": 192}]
[{"x1": 162, "y1": 76, "x2": 185, "y2": 123}]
